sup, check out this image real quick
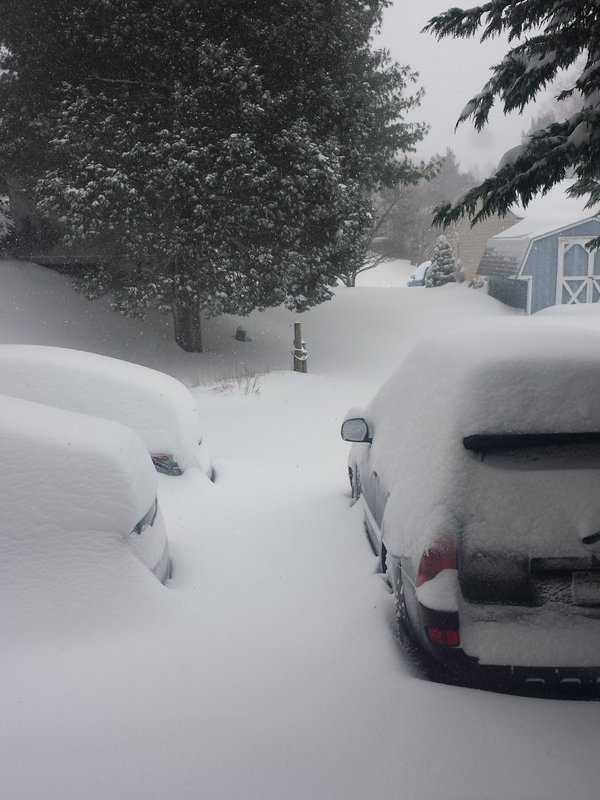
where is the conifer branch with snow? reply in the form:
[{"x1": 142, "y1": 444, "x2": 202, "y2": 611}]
[{"x1": 424, "y1": 1, "x2": 600, "y2": 235}]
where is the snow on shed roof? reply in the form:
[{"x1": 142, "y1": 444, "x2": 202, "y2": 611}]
[
  {"x1": 495, "y1": 180, "x2": 600, "y2": 241},
  {"x1": 479, "y1": 181, "x2": 600, "y2": 275}
]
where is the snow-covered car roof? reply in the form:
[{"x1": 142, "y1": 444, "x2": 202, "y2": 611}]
[
  {"x1": 0, "y1": 392, "x2": 156, "y2": 540},
  {"x1": 0, "y1": 345, "x2": 208, "y2": 474},
  {"x1": 370, "y1": 321, "x2": 600, "y2": 438}
]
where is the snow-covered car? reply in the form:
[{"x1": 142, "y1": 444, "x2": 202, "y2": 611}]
[
  {"x1": 406, "y1": 260, "x2": 431, "y2": 287},
  {"x1": 0, "y1": 345, "x2": 213, "y2": 479},
  {"x1": 342, "y1": 323, "x2": 600, "y2": 687},
  {"x1": 0, "y1": 393, "x2": 171, "y2": 587}
]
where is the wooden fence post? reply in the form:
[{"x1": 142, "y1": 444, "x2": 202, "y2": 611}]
[{"x1": 293, "y1": 322, "x2": 308, "y2": 373}]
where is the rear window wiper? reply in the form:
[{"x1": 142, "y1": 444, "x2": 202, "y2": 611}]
[{"x1": 463, "y1": 432, "x2": 600, "y2": 454}]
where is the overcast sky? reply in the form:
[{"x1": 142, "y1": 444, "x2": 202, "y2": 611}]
[{"x1": 378, "y1": 1, "x2": 535, "y2": 175}]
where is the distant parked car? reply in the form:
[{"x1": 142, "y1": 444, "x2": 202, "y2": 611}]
[
  {"x1": 0, "y1": 394, "x2": 171, "y2": 584},
  {"x1": 407, "y1": 261, "x2": 431, "y2": 287},
  {"x1": 342, "y1": 323, "x2": 600, "y2": 688},
  {"x1": 0, "y1": 345, "x2": 213, "y2": 479}
]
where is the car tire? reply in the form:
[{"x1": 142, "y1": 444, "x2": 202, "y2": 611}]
[
  {"x1": 349, "y1": 465, "x2": 361, "y2": 501},
  {"x1": 396, "y1": 584, "x2": 413, "y2": 639},
  {"x1": 391, "y1": 566, "x2": 413, "y2": 639},
  {"x1": 393, "y1": 573, "x2": 473, "y2": 687}
]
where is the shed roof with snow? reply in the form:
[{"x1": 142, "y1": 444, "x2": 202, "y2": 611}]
[{"x1": 478, "y1": 182, "x2": 600, "y2": 313}]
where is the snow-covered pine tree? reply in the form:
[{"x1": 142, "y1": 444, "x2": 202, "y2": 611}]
[
  {"x1": 0, "y1": 0, "x2": 429, "y2": 350},
  {"x1": 425, "y1": 235, "x2": 456, "y2": 288},
  {"x1": 424, "y1": 2, "x2": 600, "y2": 237}
]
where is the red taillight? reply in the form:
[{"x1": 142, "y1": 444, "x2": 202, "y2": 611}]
[
  {"x1": 416, "y1": 537, "x2": 457, "y2": 587},
  {"x1": 427, "y1": 627, "x2": 460, "y2": 647}
]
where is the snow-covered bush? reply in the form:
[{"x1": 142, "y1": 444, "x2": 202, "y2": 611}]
[{"x1": 425, "y1": 235, "x2": 456, "y2": 287}]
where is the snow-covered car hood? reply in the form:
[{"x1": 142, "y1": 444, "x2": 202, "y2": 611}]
[{"x1": 0, "y1": 394, "x2": 165, "y2": 643}]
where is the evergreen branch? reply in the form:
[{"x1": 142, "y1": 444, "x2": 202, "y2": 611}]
[
  {"x1": 433, "y1": 118, "x2": 574, "y2": 227},
  {"x1": 89, "y1": 75, "x2": 169, "y2": 91}
]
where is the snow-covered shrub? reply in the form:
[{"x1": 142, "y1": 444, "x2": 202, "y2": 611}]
[
  {"x1": 469, "y1": 276, "x2": 487, "y2": 290},
  {"x1": 425, "y1": 235, "x2": 456, "y2": 288}
]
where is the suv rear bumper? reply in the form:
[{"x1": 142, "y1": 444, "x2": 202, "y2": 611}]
[{"x1": 415, "y1": 601, "x2": 600, "y2": 690}]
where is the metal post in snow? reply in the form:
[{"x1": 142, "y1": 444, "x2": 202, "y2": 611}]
[{"x1": 293, "y1": 322, "x2": 308, "y2": 373}]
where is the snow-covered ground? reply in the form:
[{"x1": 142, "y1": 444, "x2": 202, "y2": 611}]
[
  {"x1": 1, "y1": 259, "x2": 598, "y2": 800},
  {"x1": 355, "y1": 257, "x2": 414, "y2": 287}
]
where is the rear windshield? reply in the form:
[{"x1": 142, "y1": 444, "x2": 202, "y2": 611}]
[
  {"x1": 464, "y1": 434, "x2": 600, "y2": 471},
  {"x1": 463, "y1": 432, "x2": 600, "y2": 453}
]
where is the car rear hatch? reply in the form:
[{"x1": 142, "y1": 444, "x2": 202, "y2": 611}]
[{"x1": 457, "y1": 434, "x2": 600, "y2": 667}]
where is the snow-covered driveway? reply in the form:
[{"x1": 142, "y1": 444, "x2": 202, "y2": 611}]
[{"x1": 1, "y1": 260, "x2": 599, "y2": 799}]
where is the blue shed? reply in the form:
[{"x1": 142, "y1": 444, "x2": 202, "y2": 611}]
[{"x1": 478, "y1": 182, "x2": 600, "y2": 314}]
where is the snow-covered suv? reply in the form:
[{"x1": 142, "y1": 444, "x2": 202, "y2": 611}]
[{"x1": 342, "y1": 322, "x2": 600, "y2": 689}]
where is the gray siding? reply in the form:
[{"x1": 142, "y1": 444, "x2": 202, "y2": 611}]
[
  {"x1": 487, "y1": 276, "x2": 529, "y2": 312},
  {"x1": 523, "y1": 219, "x2": 600, "y2": 312}
]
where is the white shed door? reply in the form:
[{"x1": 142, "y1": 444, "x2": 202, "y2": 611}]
[{"x1": 557, "y1": 237, "x2": 600, "y2": 304}]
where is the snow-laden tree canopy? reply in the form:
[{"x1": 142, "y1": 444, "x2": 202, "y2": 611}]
[
  {"x1": 425, "y1": 1, "x2": 600, "y2": 239},
  {"x1": 0, "y1": 0, "x2": 429, "y2": 349}
]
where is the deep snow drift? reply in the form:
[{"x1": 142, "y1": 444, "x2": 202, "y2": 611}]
[{"x1": 1, "y1": 259, "x2": 598, "y2": 800}]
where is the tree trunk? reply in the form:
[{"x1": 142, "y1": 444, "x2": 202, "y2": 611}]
[{"x1": 172, "y1": 301, "x2": 203, "y2": 352}]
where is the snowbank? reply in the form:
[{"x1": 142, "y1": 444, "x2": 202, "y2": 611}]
[
  {"x1": 0, "y1": 259, "x2": 513, "y2": 388},
  {"x1": 355, "y1": 258, "x2": 413, "y2": 287}
]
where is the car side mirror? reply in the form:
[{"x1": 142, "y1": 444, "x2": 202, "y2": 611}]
[{"x1": 341, "y1": 418, "x2": 372, "y2": 444}]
